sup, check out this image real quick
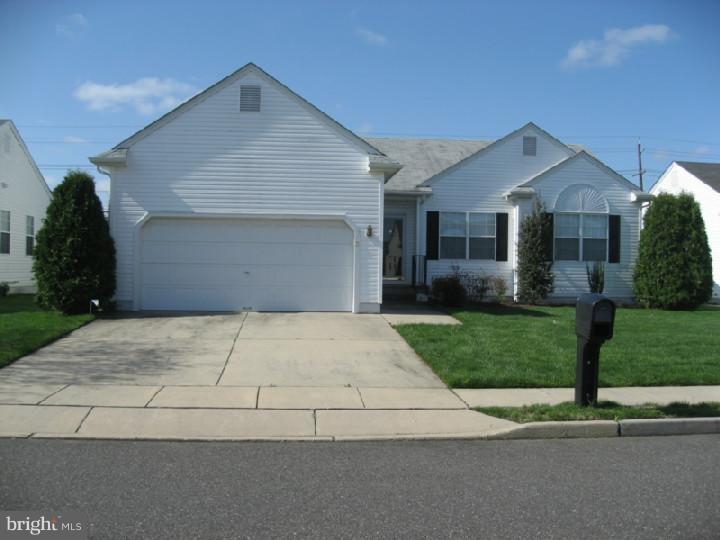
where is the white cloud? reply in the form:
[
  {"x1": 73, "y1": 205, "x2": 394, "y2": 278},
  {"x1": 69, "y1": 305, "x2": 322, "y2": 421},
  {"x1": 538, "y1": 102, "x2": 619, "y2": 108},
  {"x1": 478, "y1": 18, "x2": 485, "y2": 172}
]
[
  {"x1": 63, "y1": 135, "x2": 88, "y2": 144},
  {"x1": 44, "y1": 174, "x2": 60, "y2": 188},
  {"x1": 73, "y1": 77, "x2": 197, "y2": 115},
  {"x1": 356, "y1": 27, "x2": 387, "y2": 46},
  {"x1": 356, "y1": 121, "x2": 374, "y2": 134},
  {"x1": 562, "y1": 24, "x2": 672, "y2": 68},
  {"x1": 56, "y1": 13, "x2": 88, "y2": 39},
  {"x1": 692, "y1": 145, "x2": 711, "y2": 155},
  {"x1": 94, "y1": 178, "x2": 110, "y2": 193}
]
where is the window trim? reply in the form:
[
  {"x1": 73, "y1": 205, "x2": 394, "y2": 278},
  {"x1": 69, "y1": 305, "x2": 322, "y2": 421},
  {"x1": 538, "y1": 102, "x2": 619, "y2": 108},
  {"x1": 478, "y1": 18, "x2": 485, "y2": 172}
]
[
  {"x1": 553, "y1": 212, "x2": 609, "y2": 262},
  {"x1": 439, "y1": 211, "x2": 497, "y2": 261},
  {"x1": 25, "y1": 215, "x2": 35, "y2": 256},
  {"x1": 0, "y1": 210, "x2": 9, "y2": 255}
]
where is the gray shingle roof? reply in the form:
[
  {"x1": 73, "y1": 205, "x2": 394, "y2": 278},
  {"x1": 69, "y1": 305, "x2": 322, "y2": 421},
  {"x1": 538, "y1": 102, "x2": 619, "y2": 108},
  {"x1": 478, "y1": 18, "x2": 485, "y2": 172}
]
[
  {"x1": 366, "y1": 138, "x2": 491, "y2": 192},
  {"x1": 677, "y1": 161, "x2": 720, "y2": 193}
]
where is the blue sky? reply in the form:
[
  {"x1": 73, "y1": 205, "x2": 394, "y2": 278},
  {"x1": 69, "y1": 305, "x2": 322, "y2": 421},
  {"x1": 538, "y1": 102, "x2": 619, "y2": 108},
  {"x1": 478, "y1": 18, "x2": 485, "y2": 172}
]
[{"x1": 1, "y1": 0, "x2": 719, "y2": 205}]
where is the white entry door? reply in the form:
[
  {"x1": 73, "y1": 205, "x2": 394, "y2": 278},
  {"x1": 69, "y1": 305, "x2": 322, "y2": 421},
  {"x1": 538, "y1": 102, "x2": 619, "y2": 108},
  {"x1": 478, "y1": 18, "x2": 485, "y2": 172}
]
[{"x1": 139, "y1": 218, "x2": 354, "y2": 311}]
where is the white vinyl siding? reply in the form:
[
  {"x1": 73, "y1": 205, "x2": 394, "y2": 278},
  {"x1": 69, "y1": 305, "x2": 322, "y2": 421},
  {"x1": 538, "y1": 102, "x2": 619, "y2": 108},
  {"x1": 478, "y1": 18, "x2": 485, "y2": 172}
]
[
  {"x1": 531, "y1": 155, "x2": 641, "y2": 300},
  {"x1": 421, "y1": 125, "x2": 574, "y2": 286},
  {"x1": 105, "y1": 70, "x2": 382, "y2": 311},
  {"x1": 0, "y1": 122, "x2": 52, "y2": 290}
]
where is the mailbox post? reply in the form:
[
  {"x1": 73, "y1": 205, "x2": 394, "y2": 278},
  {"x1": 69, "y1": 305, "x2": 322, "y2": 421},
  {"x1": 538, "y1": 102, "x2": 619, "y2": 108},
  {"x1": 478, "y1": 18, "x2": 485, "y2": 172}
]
[{"x1": 575, "y1": 293, "x2": 616, "y2": 406}]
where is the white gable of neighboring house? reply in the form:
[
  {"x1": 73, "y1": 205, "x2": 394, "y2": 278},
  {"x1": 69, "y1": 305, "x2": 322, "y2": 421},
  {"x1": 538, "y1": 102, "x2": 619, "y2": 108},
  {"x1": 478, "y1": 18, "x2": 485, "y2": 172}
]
[
  {"x1": 0, "y1": 120, "x2": 52, "y2": 292},
  {"x1": 91, "y1": 64, "x2": 394, "y2": 313},
  {"x1": 651, "y1": 162, "x2": 720, "y2": 301}
]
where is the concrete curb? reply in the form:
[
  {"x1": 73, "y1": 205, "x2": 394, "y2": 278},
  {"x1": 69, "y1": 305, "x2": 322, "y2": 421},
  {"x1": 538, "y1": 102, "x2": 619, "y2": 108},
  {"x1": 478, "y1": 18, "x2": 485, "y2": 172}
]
[
  {"x1": 619, "y1": 417, "x2": 720, "y2": 437},
  {"x1": 488, "y1": 421, "x2": 619, "y2": 440}
]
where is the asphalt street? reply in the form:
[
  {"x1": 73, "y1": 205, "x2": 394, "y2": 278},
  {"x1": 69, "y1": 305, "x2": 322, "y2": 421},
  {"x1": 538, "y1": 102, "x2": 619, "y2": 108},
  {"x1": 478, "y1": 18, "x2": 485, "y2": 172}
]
[{"x1": 1, "y1": 435, "x2": 718, "y2": 539}]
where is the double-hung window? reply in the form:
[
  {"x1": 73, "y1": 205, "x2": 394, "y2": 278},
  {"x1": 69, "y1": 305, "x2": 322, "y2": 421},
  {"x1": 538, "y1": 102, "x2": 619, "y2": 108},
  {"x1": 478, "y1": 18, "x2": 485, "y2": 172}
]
[
  {"x1": 439, "y1": 212, "x2": 467, "y2": 259},
  {"x1": 26, "y1": 215, "x2": 35, "y2": 256},
  {"x1": 0, "y1": 210, "x2": 9, "y2": 254},
  {"x1": 440, "y1": 212, "x2": 496, "y2": 260},
  {"x1": 469, "y1": 213, "x2": 495, "y2": 259},
  {"x1": 554, "y1": 213, "x2": 608, "y2": 262}
]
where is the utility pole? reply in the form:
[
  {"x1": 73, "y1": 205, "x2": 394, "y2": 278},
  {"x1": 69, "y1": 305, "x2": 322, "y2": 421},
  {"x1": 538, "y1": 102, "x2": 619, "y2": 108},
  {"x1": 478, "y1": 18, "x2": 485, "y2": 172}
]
[{"x1": 634, "y1": 139, "x2": 645, "y2": 191}]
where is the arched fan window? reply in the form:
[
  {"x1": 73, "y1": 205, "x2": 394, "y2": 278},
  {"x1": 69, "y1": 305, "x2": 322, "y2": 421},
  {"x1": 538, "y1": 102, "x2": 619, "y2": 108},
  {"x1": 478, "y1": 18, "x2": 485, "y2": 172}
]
[{"x1": 553, "y1": 184, "x2": 610, "y2": 262}]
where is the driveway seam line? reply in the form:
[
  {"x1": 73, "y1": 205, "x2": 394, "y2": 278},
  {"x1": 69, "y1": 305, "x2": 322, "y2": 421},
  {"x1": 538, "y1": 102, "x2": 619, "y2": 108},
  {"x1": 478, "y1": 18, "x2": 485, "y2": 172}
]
[
  {"x1": 254, "y1": 387, "x2": 260, "y2": 409},
  {"x1": 36, "y1": 383, "x2": 71, "y2": 405},
  {"x1": 355, "y1": 387, "x2": 367, "y2": 408},
  {"x1": 215, "y1": 312, "x2": 248, "y2": 385},
  {"x1": 144, "y1": 386, "x2": 165, "y2": 408},
  {"x1": 313, "y1": 410, "x2": 317, "y2": 436},
  {"x1": 74, "y1": 407, "x2": 94, "y2": 434}
]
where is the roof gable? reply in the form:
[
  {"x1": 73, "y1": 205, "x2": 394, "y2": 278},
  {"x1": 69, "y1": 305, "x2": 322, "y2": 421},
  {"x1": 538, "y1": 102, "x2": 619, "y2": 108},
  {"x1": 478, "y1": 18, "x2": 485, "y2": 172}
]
[
  {"x1": 519, "y1": 150, "x2": 640, "y2": 192},
  {"x1": 92, "y1": 63, "x2": 385, "y2": 164},
  {"x1": 0, "y1": 119, "x2": 52, "y2": 198},
  {"x1": 367, "y1": 138, "x2": 490, "y2": 192},
  {"x1": 676, "y1": 161, "x2": 720, "y2": 193},
  {"x1": 419, "y1": 122, "x2": 577, "y2": 187}
]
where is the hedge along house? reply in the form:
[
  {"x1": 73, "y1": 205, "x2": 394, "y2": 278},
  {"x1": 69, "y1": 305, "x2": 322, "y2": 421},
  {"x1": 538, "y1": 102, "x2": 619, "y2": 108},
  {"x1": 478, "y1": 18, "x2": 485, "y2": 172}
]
[{"x1": 91, "y1": 64, "x2": 649, "y2": 312}]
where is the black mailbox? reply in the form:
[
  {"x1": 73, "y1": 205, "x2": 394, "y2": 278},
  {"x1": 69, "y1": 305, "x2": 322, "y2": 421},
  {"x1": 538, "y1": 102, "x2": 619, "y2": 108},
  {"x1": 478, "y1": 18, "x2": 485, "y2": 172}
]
[
  {"x1": 575, "y1": 293, "x2": 616, "y2": 406},
  {"x1": 576, "y1": 293, "x2": 616, "y2": 342}
]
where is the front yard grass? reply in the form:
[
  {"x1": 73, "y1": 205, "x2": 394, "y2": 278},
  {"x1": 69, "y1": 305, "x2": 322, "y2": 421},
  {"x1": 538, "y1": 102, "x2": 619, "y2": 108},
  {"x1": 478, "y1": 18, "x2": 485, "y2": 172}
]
[
  {"x1": 477, "y1": 401, "x2": 720, "y2": 423},
  {"x1": 0, "y1": 294, "x2": 94, "y2": 369},
  {"x1": 395, "y1": 304, "x2": 720, "y2": 388}
]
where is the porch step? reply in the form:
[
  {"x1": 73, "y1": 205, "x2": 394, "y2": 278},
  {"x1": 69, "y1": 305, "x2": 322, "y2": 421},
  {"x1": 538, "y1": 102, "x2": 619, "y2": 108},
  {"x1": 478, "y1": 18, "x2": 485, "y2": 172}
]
[{"x1": 383, "y1": 285, "x2": 417, "y2": 302}]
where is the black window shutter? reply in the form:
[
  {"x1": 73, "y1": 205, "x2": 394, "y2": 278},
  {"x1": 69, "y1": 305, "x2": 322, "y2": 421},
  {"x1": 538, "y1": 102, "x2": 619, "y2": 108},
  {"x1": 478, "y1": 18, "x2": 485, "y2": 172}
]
[
  {"x1": 426, "y1": 211, "x2": 439, "y2": 260},
  {"x1": 608, "y1": 215, "x2": 621, "y2": 263},
  {"x1": 495, "y1": 213, "x2": 508, "y2": 261},
  {"x1": 541, "y1": 212, "x2": 554, "y2": 262}
]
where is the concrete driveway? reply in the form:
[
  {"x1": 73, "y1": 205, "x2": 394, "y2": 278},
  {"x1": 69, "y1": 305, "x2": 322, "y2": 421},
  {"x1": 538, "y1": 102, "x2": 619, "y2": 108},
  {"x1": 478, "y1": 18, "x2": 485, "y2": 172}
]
[{"x1": 0, "y1": 312, "x2": 445, "y2": 388}]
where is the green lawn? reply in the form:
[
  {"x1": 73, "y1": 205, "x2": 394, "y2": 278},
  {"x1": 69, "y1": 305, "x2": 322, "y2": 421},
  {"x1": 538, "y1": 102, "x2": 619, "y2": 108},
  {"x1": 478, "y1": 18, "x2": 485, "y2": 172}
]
[
  {"x1": 395, "y1": 305, "x2": 720, "y2": 388},
  {"x1": 0, "y1": 294, "x2": 94, "y2": 369},
  {"x1": 477, "y1": 401, "x2": 720, "y2": 423}
]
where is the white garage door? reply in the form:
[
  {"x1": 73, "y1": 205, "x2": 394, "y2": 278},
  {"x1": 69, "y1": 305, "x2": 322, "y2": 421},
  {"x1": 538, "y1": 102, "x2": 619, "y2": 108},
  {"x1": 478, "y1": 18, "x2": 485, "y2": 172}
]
[{"x1": 139, "y1": 218, "x2": 354, "y2": 312}]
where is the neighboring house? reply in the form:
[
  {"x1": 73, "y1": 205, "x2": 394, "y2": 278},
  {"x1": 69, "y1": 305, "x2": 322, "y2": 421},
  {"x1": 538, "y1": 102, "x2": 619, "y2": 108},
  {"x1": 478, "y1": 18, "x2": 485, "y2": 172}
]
[
  {"x1": 650, "y1": 161, "x2": 720, "y2": 302},
  {"x1": 0, "y1": 120, "x2": 52, "y2": 293},
  {"x1": 90, "y1": 63, "x2": 649, "y2": 312}
]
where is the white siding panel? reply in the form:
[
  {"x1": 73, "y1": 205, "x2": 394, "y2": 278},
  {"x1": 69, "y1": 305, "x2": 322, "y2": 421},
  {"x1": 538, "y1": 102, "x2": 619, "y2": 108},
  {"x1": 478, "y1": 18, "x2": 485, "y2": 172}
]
[
  {"x1": 532, "y1": 156, "x2": 641, "y2": 300},
  {"x1": 0, "y1": 123, "x2": 51, "y2": 291},
  {"x1": 420, "y1": 126, "x2": 573, "y2": 289},
  {"x1": 107, "y1": 71, "x2": 381, "y2": 310}
]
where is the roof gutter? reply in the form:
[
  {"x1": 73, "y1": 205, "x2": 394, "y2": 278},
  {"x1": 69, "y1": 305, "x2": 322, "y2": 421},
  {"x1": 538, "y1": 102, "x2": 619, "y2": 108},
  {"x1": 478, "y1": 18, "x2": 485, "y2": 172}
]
[{"x1": 89, "y1": 148, "x2": 128, "y2": 167}]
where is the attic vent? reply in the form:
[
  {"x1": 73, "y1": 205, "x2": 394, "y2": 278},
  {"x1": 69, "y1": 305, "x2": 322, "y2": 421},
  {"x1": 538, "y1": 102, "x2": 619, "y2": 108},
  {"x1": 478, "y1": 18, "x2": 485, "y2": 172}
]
[
  {"x1": 523, "y1": 136, "x2": 537, "y2": 156},
  {"x1": 240, "y1": 85, "x2": 261, "y2": 112}
]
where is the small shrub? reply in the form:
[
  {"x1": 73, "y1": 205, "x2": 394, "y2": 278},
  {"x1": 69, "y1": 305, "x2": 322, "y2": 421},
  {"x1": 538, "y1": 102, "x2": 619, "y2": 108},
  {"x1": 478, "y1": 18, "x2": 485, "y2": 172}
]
[
  {"x1": 431, "y1": 276, "x2": 466, "y2": 307},
  {"x1": 450, "y1": 265, "x2": 489, "y2": 302},
  {"x1": 517, "y1": 199, "x2": 555, "y2": 304},
  {"x1": 0, "y1": 282, "x2": 8, "y2": 297},
  {"x1": 586, "y1": 262, "x2": 605, "y2": 294},
  {"x1": 34, "y1": 170, "x2": 116, "y2": 314},
  {"x1": 490, "y1": 276, "x2": 508, "y2": 303},
  {"x1": 634, "y1": 192, "x2": 712, "y2": 309}
]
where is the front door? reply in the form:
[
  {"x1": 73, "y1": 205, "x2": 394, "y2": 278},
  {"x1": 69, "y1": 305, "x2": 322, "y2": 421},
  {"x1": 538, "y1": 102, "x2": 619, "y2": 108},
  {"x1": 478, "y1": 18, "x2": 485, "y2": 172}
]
[{"x1": 383, "y1": 216, "x2": 404, "y2": 280}]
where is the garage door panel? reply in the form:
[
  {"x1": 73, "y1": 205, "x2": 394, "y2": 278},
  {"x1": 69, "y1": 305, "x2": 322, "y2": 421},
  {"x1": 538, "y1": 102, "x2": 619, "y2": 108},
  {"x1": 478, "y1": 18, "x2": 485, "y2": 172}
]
[
  {"x1": 142, "y1": 241, "x2": 352, "y2": 266},
  {"x1": 142, "y1": 285, "x2": 352, "y2": 312},
  {"x1": 141, "y1": 263, "x2": 353, "y2": 288},
  {"x1": 139, "y1": 218, "x2": 354, "y2": 312},
  {"x1": 143, "y1": 219, "x2": 351, "y2": 244}
]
